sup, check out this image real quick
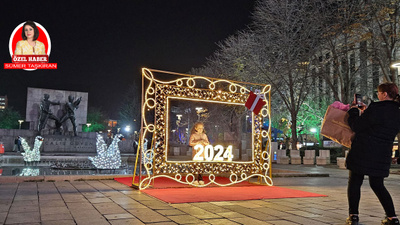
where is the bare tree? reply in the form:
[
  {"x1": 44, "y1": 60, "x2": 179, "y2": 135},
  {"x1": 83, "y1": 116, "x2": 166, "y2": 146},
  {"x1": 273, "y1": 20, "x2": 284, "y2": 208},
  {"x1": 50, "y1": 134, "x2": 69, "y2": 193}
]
[
  {"x1": 309, "y1": 0, "x2": 370, "y2": 103},
  {"x1": 190, "y1": 0, "x2": 400, "y2": 149},
  {"x1": 366, "y1": 0, "x2": 400, "y2": 84},
  {"x1": 194, "y1": 0, "x2": 324, "y2": 150},
  {"x1": 312, "y1": 0, "x2": 400, "y2": 103},
  {"x1": 248, "y1": 0, "x2": 323, "y2": 149}
]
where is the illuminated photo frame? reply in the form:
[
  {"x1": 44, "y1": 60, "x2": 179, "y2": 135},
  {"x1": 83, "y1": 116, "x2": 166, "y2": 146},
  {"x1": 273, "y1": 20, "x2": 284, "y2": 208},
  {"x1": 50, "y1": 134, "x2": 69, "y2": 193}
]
[{"x1": 133, "y1": 68, "x2": 272, "y2": 190}]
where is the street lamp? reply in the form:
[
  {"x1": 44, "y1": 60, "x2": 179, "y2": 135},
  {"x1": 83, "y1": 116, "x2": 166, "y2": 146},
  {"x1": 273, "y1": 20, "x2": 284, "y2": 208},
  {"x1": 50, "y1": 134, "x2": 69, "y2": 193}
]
[
  {"x1": 391, "y1": 61, "x2": 400, "y2": 84},
  {"x1": 391, "y1": 62, "x2": 400, "y2": 68},
  {"x1": 125, "y1": 125, "x2": 131, "y2": 132},
  {"x1": 86, "y1": 123, "x2": 91, "y2": 132},
  {"x1": 18, "y1": 120, "x2": 24, "y2": 129},
  {"x1": 195, "y1": 107, "x2": 203, "y2": 121},
  {"x1": 310, "y1": 127, "x2": 321, "y2": 147}
]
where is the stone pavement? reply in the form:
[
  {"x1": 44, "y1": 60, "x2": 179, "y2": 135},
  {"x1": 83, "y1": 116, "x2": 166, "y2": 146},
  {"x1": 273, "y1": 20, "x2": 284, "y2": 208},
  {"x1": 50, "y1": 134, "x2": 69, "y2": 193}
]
[{"x1": 1, "y1": 164, "x2": 400, "y2": 225}]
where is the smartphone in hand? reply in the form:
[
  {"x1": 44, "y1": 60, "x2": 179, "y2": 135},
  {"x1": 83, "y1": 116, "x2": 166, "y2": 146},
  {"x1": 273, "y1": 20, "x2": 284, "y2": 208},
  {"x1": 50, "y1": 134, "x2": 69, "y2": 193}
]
[{"x1": 354, "y1": 93, "x2": 362, "y2": 108}]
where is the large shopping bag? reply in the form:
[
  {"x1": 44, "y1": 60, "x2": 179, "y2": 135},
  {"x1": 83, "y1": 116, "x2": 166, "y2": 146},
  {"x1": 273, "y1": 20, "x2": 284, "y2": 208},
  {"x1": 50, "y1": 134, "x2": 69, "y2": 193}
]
[{"x1": 320, "y1": 105, "x2": 355, "y2": 148}]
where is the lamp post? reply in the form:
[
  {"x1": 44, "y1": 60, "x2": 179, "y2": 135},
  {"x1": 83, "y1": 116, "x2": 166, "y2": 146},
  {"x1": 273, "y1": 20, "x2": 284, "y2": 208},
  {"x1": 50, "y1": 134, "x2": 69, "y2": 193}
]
[
  {"x1": 195, "y1": 107, "x2": 203, "y2": 121},
  {"x1": 125, "y1": 125, "x2": 131, "y2": 137},
  {"x1": 86, "y1": 123, "x2": 91, "y2": 132},
  {"x1": 391, "y1": 61, "x2": 400, "y2": 84},
  {"x1": 310, "y1": 127, "x2": 320, "y2": 147},
  {"x1": 18, "y1": 120, "x2": 24, "y2": 129}
]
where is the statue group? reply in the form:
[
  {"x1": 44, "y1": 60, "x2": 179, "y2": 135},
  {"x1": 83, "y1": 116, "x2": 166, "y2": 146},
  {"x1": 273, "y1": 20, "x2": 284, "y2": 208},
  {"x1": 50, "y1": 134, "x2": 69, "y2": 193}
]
[{"x1": 38, "y1": 94, "x2": 82, "y2": 136}]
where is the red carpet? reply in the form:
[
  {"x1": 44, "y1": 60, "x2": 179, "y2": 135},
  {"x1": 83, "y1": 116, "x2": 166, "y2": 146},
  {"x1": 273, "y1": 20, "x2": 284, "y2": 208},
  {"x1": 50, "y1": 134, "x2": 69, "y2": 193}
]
[{"x1": 114, "y1": 176, "x2": 327, "y2": 204}]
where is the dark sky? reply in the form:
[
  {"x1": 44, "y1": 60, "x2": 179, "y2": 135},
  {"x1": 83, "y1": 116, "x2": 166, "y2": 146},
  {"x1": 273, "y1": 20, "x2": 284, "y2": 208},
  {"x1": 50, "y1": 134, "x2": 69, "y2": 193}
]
[{"x1": 0, "y1": 0, "x2": 255, "y2": 118}]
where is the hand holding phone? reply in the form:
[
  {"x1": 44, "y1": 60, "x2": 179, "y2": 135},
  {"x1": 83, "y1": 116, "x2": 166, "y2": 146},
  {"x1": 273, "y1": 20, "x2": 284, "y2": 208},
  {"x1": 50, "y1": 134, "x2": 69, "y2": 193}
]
[
  {"x1": 354, "y1": 94, "x2": 362, "y2": 107},
  {"x1": 353, "y1": 93, "x2": 367, "y2": 112}
]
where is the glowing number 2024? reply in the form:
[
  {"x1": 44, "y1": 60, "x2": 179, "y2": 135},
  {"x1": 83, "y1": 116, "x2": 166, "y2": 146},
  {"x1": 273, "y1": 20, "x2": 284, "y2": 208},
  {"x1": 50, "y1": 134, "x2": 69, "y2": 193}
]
[{"x1": 193, "y1": 144, "x2": 233, "y2": 162}]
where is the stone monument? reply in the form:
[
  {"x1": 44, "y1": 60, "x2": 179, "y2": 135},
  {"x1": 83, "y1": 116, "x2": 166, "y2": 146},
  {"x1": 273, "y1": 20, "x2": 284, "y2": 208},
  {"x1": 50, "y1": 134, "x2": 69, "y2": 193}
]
[{"x1": 26, "y1": 87, "x2": 88, "y2": 134}]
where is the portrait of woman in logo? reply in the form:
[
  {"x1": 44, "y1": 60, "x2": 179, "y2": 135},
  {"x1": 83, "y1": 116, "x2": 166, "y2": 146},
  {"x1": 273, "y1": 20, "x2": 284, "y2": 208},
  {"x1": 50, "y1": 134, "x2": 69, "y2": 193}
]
[{"x1": 14, "y1": 21, "x2": 46, "y2": 55}]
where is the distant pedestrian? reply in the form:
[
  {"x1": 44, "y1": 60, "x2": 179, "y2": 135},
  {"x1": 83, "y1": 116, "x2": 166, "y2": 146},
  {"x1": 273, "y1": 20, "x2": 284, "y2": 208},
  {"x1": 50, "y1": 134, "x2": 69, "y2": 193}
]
[
  {"x1": 17, "y1": 136, "x2": 22, "y2": 153},
  {"x1": 346, "y1": 82, "x2": 400, "y2": 225},
  {"x1": 13, "y1": 137, "x2": 18, "y2": 152}
]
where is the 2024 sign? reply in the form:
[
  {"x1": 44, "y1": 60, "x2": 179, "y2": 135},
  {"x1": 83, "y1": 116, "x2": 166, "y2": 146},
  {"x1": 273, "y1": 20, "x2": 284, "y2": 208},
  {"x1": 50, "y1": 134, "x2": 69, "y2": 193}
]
[{"x1": 193, "y1": 144, "x2": 234, "y2": 162}]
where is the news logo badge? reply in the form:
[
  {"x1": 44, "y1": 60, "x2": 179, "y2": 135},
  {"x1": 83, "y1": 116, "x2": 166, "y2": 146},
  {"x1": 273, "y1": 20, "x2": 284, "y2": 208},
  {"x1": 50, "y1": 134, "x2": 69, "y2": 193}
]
[{"x1": 5, "y1": 21, "x2": 57, "y2": 70}]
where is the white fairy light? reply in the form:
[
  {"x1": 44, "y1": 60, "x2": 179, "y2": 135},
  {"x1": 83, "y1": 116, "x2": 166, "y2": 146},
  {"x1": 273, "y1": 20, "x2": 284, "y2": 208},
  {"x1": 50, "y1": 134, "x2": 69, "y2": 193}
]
[
  {"x1": 20, "y1": 136, "x2": 44, "y2": 162},
  {"x1": 89, "y1": 133, "x2": 124, "y2": 169},
  {"x1": 19, "y1": 168, "x2": 40, "y2": 176}
]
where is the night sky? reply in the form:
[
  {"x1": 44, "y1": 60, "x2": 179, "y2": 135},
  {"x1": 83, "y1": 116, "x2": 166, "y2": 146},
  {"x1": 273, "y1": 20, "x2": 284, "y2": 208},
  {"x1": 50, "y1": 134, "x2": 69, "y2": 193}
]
[{"x1": 0, "y1": 0, "x2": 255, "y2": 118}]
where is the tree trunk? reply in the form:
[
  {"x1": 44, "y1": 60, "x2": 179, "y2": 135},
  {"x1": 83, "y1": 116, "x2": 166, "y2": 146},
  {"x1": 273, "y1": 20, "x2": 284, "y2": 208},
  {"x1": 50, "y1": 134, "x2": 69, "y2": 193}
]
[{"x1": 290, "y1": 116, "x2": 298, "y2": 150}]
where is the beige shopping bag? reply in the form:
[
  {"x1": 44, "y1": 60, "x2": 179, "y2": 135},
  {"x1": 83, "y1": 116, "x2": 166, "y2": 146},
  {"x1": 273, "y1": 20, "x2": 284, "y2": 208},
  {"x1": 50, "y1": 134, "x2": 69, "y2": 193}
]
[{"x1": 320, "y1": 105, "x2": 355, "y2": 148}]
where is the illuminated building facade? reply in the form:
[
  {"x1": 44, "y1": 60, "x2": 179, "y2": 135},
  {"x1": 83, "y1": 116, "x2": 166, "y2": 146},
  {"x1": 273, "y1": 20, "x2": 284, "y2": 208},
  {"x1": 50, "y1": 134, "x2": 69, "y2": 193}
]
[
  {"x1": 310, "y1": 42, "x2": 381, "y2": 103},
  {"x1": 0, "y1": 95, "x2": 8, "y2": 110}
]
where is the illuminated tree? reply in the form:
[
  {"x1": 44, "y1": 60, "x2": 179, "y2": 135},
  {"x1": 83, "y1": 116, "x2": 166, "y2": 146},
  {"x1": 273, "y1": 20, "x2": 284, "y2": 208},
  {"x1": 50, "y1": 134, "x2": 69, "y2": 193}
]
[
  {"x1": 84, "y1": 107, "x2": 107, "y2": 132},
  {"x1": 0, "y1": 107, "x2": 22, "y2": 129},
  {"x1": 297, "y1": 96, "x2": 330, "y2": 146}
]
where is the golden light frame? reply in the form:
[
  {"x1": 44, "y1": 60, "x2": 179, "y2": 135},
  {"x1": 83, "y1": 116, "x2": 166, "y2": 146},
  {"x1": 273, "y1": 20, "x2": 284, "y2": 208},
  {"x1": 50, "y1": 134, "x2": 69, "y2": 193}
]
[{"x1": 132, "y1": 68, "x2": 272, "y2": 190}]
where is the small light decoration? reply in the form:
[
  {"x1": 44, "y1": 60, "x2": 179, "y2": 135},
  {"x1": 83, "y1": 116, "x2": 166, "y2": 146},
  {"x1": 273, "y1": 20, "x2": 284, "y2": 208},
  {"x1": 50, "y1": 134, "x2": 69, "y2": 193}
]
[
  {"x1": 135, "y1": 138, "x2": 155, "y2": 165},
  {"x1": 20, "y1": 136, "x2": 44, "y2": 162},
  {"x1": 134, "y1": 68, "x2": 272, "y2": 190},
  {"x1": 19, "y1": 168, "x2": 40, "y2": 176},
  {"x1": 89, "y1": 133, "x2": 124, "y2": 169}
]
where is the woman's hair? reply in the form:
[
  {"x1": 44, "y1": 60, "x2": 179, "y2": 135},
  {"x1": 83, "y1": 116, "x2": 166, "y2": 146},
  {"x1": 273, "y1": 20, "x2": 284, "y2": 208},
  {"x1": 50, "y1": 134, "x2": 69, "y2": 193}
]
[
  {"x1": 22, "y1": 21, "x2": 39, "y2": 41},
  {"x1": 190, "y1": 122, "x2": 206, "y2": 135},
  {"x1": 378, "y1": 82, "x2": 400, "y2": 102}
]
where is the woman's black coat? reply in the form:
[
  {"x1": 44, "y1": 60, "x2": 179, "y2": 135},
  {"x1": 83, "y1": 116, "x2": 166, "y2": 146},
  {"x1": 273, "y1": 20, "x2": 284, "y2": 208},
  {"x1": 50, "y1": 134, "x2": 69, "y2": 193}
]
[{"x1": 347, "y1": 100, "x2": 400, "y2": 177}]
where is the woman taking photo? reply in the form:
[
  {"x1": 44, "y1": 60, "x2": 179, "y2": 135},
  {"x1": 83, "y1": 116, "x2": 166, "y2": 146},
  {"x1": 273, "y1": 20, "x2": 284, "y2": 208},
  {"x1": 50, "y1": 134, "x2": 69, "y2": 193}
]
[
  {"x1": 14, "y1": 21, "x2": 45, "y2": 55},
  {"x1": 346, "y1": 82, "x2": 400, "y2": 225}
]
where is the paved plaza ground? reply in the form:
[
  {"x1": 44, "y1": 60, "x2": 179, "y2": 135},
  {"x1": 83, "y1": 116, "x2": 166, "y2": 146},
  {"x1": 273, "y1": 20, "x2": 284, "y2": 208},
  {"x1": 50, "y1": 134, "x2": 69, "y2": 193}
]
[{"x1": 1, "y1": 164, "x2": 400, "y2": 225}]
